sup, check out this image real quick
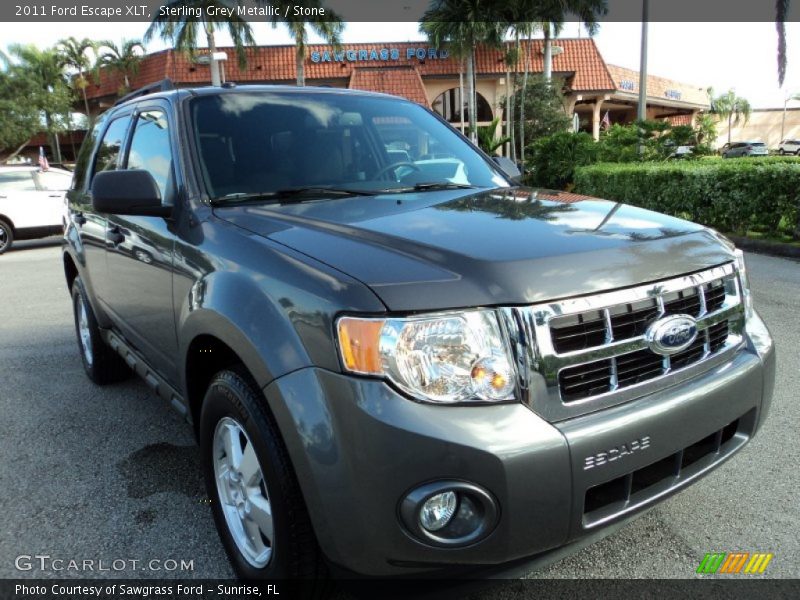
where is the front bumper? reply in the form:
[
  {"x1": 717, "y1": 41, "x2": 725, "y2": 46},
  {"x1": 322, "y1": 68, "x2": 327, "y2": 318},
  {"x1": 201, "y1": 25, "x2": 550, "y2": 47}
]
[{"x1": 263, "y1": 313, "x2": 775, "y2": 577}]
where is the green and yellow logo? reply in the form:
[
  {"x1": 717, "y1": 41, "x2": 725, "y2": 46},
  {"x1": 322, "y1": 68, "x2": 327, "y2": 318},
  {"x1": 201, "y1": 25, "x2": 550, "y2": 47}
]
[{"x1": 697, "y1": 552, "x2": 774, "y2": 574}]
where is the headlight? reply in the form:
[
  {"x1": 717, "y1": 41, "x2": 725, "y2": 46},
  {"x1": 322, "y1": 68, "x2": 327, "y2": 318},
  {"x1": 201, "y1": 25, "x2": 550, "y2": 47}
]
[
  {"x1": 734, "y1": 249, "x2": 754, "y2": 320},
  {"x1": 336, "y1": 310, "x2": 517, "y2": 404}
]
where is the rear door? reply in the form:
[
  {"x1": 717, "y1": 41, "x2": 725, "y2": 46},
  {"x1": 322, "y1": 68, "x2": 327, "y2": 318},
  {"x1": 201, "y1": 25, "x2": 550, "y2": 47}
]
[
  {"x1": 32, "y1": 169, "x2": 72, "y2": 228},
  {"x1": 0, "y1": 170, "x2": 40, "y2": 229},
  {"x1": 103, "y1": 101, "x2": 179, "y2": 380},
  {"x1": 75, "y1": 114, "x2": 133, "y2": 303}
]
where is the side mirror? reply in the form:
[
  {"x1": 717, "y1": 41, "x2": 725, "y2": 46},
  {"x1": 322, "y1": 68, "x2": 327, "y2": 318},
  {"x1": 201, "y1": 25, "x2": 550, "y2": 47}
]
[
  {"x1": 91, "y1": 170, "x2": 172, "y2": 217},
  {"x1": 492, "y1": 155, "x2": 523, "y2": 183}
]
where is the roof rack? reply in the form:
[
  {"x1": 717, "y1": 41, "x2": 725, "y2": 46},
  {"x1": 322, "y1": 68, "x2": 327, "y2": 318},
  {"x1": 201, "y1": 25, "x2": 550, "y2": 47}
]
[{"x1": 114, "y1": 78, "x2": 175, "y2": 106}]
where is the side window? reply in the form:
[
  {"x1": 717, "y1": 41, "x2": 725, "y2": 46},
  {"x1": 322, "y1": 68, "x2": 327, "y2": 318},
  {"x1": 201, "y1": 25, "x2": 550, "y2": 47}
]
[
  {"x1": 0, "y1": 171, "x2": 37, "y2": 192},
  {"x1": 126, "y1": 109, "x2": 174, "y2": 205},
  {"x1": 93, "y1": 117, "x2": 130, "y2": 178}
]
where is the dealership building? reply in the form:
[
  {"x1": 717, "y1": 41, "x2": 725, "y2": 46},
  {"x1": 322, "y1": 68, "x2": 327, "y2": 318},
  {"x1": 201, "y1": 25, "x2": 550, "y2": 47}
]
[{"x1": 81, "y1": 39, "x2": 710, "y2": 141}]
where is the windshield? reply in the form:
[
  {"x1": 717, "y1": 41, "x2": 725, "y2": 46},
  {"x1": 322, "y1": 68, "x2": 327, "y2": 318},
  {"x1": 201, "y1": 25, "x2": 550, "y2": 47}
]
[{"x1": 189, "y1": 91, "x2": 509, "y2": 202}]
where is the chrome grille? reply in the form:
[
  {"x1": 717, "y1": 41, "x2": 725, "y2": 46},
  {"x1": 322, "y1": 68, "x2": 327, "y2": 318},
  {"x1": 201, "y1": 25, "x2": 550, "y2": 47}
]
[{"x1": 508, "y1": 263, "x2": 746, "y2": 422}]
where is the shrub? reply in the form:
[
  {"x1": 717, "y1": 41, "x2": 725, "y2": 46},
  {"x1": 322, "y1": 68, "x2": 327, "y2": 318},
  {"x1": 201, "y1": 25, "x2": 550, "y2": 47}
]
[
  {"x1": 574, "y1": 160, "x2": 800, "y2": 237},
  {"x1": 526, "y1": 131, "x2": 597, "y2": 189}
]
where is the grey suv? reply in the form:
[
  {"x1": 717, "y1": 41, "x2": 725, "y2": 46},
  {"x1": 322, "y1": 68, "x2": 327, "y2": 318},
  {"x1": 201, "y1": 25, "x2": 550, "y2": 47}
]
[
  {"x1": 721, "y1": 141, "x2": 769, "y2": 158},
  {"x1": 63, "y1": 84, "x2": 775, "y2": 591}
]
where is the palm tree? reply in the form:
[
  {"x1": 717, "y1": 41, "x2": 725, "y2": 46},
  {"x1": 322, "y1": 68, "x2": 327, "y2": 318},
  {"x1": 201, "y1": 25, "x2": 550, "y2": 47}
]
[
  {"x1": 4, "y1": 44, "x2": 69, "y2": 161},
  {"x1": 272, "y1": 2, "x2": 343, "y2": 86},
  {"x1": 777, "y1": 0, "x2": 789, "y2": 86},
  {"x1": 57, "y1": 37, "x2": 97, "y2": 122},
  {"x1": 98, "y1": 39, "x2": 145, "y2": 95},
  {"x1": 420, "y1": 1, "x2": 504, "y2": 142},
  {"x1": 710, "y1": 89, "x2": 752, "y2": 145},
  {"x1": 536, "y1": 1, "x2": 607, "y2": 82},
  {"x1": 145, "y1": 0, "x2": 255, "y2": 86}
]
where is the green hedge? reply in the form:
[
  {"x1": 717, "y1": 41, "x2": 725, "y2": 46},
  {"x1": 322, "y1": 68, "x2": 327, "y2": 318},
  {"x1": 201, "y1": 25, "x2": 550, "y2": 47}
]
[{"x1": 573, "y1": 159, "x2": 800, "y2": 236}]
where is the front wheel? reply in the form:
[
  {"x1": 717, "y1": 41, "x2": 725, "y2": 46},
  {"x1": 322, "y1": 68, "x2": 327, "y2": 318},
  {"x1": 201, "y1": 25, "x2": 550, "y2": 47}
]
[{"x1": 200, "y1": 369, "x2": 329, "y2": 595}]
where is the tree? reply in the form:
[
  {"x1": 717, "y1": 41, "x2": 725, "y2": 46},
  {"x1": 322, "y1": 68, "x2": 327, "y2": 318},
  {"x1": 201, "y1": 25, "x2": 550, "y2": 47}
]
[
  {"x1": 513, "y1": 75, "x2": 571, "y2": 151},
  {"x1": 477, "y1": 117, "x2": 511, "y2": 154},
  {"x1": 272, "y1": 2, "x2": 343, "y2": 86},
  {"x1": 421, "y1": 1, "x2": 504, "y2": 141},
  {"x1": 710, "y1": 89, "x2": 752, "y2": 145},
  {"x1": 58, "y1": 37, "x2": 97, "y2": 123},
  {"x1": 776, "y1": 0, "x2": 789, "y2": 86},
  {"x1": 1, "y1": 44, "x2": 73, "y2": 162},
  {"x1": 543, "y1": 1, "x2": 607, "y2": 80},
  {"x1": 97, "y1": 39, "x2": 145, "y2": 95},
  {"x1": 145, "y1": 0, "x2": 255, "y2": 86}
]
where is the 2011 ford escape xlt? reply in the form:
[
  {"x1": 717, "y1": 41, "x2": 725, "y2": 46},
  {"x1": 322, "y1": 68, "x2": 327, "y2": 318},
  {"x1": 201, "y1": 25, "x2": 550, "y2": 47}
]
[{"x1": 63, "y1": 82, "x2": 775, "y2": 592}]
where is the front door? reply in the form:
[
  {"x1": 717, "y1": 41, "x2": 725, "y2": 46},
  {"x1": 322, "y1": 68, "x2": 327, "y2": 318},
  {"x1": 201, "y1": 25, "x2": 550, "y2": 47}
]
[{"x1": 104, "y1": 104, "x2": 179, "y2": 383}]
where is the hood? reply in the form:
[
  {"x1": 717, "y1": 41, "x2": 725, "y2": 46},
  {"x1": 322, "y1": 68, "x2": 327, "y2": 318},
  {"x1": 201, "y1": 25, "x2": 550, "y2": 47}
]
[{"x1": 213, "y1": 187, "x2": 735, "y2": 311}]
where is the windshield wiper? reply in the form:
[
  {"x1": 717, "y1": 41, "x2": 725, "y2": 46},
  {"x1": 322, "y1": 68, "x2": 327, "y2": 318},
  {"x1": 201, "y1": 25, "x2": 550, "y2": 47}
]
[
  {"x1": 210, "y1": 186, "x2": 379, "y2": 206},
  {"x1": 380, "y1": 182, "x2": 478, "y2": 193}
]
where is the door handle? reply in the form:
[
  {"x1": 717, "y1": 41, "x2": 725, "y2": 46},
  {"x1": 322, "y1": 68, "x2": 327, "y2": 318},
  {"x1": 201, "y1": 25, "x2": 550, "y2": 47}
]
[
  {"x1": 48, "y1": 194, "x2": 62, "y2": 198},
  {"x1": 73, "y1": 212, "x2": 86, "y2": 226},
  {"x1": 107, "y1": 226, "x2": 125, "y2": 245}
]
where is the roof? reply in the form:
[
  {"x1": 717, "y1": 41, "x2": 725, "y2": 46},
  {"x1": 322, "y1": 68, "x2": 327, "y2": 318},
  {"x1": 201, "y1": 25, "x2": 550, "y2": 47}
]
[
  {"x1": 85, "y1": 39, "x2": 703, "y2": 109},
  {"x1": 606, "y1": 64, "x2": 710, "y2": 108},
  {"x1": 348, "y1": 67, "x2": 429, "y2": 106}
]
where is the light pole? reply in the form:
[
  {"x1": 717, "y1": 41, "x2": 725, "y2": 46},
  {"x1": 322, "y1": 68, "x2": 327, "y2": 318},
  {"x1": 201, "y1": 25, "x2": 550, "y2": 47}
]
[
  {"x1": 637, "y1": 0, "x2": 649, "y2": 123},
  {"x1": 637, "y1": 0, "x2": 649, "y2": 155},
  {"x1": 781, "y1": 92, "x2": 800, "y2": 141}
]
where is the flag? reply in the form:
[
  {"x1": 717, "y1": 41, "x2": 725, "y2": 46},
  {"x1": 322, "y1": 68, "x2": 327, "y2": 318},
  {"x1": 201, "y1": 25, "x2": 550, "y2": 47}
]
[
  {"x1": 38, "y1": 146, "x2": 49, "y2": 171},
  {"x1": 601, "y1": 111, "x2": 611, "y2": 130}
]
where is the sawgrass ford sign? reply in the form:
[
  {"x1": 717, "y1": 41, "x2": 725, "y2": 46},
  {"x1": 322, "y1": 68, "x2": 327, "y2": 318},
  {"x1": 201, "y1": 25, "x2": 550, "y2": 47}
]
[{"x1": 310, "y1": 47, "x2": 451, "y2": 63}]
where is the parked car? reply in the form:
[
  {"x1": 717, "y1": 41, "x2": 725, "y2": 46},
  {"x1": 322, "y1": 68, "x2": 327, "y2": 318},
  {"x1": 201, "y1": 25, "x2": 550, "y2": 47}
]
[
  {"x1": 63, "y1": 83, "x2": 774, "y2": 591},
  {"x1": 667, "y1": 145, "x2": 695, "y2": 159},
  {"x1": 777, "y1": 139, "x2": 800, "y2": 155},
  {"x1": 0, "y1": 165, "x2": 72, "y2": 254},
  {"x1": 720, "y1": 141, "x2": 769, "y2": 158}
]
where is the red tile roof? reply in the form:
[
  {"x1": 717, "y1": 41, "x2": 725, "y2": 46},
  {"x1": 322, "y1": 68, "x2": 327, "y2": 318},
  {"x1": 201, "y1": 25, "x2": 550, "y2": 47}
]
[
  {"x1": 85, "y1": 39, "x2": 671, "y2": 107},
  {"x1": 348, "y1": 67, "x2": 429, "y2": 106},
  {"x1": 606, "y1": 64, "x2": 709, "y2": 108}
]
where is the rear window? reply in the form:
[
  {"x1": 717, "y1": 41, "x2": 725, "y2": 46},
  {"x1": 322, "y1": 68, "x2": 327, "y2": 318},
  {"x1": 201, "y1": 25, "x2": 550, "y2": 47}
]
[{"x1": 750, "y1": 143, "x2": 766, "y2": 147}]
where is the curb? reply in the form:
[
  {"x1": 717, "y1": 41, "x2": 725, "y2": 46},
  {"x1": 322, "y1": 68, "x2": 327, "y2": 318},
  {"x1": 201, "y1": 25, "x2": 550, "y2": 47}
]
[{"x1": 729, "y1": 235, "x2": 800, "y2": 260}]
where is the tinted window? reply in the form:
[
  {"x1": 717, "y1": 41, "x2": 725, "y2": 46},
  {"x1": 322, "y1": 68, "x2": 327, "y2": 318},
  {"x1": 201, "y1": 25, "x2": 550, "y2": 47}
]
[
  {"x1": 190, "y1": 92, "x2": 509, "y2": 201},
  {"x1": 35, "y1": 171, "x2": 72, "y2": 191},
  {"x1": 126, "y1": 109, "x2": 174, "y2": 205},
  {"x1": 93, "y1": 117, "x2": 130, "y2": 177},
  {"x1": 0, "y1": 171, "x2": 36, "y2": 192}
]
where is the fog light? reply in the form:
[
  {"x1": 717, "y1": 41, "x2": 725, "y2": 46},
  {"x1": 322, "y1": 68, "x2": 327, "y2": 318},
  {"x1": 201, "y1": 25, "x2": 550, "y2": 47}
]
[{"x1": 419, "y1": 491, "x2": 457, "y2": 532}]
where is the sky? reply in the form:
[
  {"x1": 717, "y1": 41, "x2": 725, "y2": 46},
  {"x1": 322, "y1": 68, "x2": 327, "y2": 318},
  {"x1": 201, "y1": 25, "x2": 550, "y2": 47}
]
[{"x1": 2, "y1": 20, "x2": 799, "y2": 109}]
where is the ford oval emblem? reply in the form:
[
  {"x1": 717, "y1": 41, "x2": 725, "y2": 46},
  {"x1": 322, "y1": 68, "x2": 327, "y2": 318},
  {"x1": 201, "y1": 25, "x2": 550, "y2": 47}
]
[{"x1": 645, "y1": 315, "x2": 698, "y2": 356}]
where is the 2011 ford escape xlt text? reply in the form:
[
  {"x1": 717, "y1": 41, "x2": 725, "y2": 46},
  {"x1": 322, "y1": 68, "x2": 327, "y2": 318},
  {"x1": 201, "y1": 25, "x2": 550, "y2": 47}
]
[{"x1": 62, "y1": 82, "x2": 775, "y2": 593}]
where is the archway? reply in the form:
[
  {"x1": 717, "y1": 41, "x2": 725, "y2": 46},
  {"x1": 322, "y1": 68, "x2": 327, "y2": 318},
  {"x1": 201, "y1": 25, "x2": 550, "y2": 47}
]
[{"x1": 432, "y1": 88, "x2": 493, "y2": 124}]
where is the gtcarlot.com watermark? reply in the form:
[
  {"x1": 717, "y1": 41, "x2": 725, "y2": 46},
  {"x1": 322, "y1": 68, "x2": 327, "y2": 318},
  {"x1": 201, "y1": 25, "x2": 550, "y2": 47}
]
[{"x1": 15, "y1": 554, "x2": 194, "y2": 573}]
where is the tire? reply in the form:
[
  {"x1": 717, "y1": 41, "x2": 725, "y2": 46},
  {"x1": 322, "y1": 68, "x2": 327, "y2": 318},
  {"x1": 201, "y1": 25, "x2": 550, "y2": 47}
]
[
  {"x1": 0, "y1": 220, "x2": 13, "y2": 254},
  {"x1": 71, "y1": 277, "x2": 132, "y2": 385},
  {"x1": 200, "y1": 368, "x2": 330, "y2": 597}
]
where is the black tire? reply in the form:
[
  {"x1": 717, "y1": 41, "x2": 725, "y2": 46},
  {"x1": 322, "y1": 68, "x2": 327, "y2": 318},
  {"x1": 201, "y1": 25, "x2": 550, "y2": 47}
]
[
  {"x1": 0, "y1": 220, "x2": 13, "y2": 254},
  {"x1": 200, "y1": 368, "x2": 330, "y2": 597},
  {"x1": 779, "y1": 149, "x2": 785, "y2": 155},
  {"x1": 71, "y1": 277, "x2": 132, "y2": 385}
]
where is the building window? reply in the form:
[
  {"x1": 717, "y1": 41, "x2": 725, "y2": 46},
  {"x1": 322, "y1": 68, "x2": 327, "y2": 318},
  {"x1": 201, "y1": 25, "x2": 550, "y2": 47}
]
[{"x1": 432, "y1": 88, "x2": 493, "y2": 123}]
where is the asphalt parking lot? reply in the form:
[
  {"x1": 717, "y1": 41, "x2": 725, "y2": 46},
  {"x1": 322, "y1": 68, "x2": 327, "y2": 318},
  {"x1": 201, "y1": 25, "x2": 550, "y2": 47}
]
[{"x1": 1, "y1": 239, "x2": 798, "y2": 588}]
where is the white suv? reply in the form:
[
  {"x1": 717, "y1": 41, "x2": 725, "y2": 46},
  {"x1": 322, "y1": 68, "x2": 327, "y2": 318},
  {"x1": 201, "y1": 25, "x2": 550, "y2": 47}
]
[
  {"x1": 778, "y1": 139, "x2": 800, "y2": 155},
  {"x1": 0, "y1": 166, "x2": 72, "y2": 254}
]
